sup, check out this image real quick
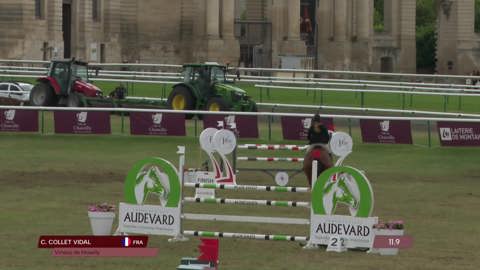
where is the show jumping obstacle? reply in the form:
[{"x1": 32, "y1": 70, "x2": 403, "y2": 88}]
[
  {"x1": 235, "y1": 143, "x2": 308, "y2": 186},
  {"x1": 117, "y1": 130, "x2": 409, "y2": 254}
]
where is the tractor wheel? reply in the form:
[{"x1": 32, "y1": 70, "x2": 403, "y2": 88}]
[
  {"x1": 167, "y1": 86, "x2": 195, "y2": 119},
  {"x1": 67, "y1": 92, "x2": 84, "y2": 107},
  {"x1": 29, "y1": 82, "x2": 57, "y2": 106},
  {"x1": 206, "y1": 97, "x2": 229, "y2": 111}
]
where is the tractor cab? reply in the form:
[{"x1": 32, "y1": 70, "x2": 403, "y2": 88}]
[
  {"x1": 182, "y1": 63, "x2": 227, "y2": 93},
  {"x1": 48, "y1": 60, "x2": 89, "y2": 96},
  {"x1": 30, "y1": 59, "x2": 101, "y2": 106}
]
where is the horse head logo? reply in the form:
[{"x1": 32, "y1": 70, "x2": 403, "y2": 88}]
[
  {"x1": 134, "y1": 165, "x2": 170, "y2": 206},
  {"x1": 302, "y1": 118, "x2": 312, "y2": 129},
  {"x1": 152, "y1": 113, "x2": 163, "y2": 125},
  {"x1": 4, "y1": 110, "x2": 15, "y2": 121},
  {"x1": 312, "y1": 166, "x2": 374, "y2": 218},
  {"x1": 379, "y1": 120, "x2": 390, "y2": 132},
  {"x1": 322, "y1": 173, "x2": 360, "y2": 215},
  {"x1": 76, "y1": 112, "x2": 88, "y2": 123}
]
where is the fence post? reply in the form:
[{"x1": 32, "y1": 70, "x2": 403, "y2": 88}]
[
  {"x1": 268, "y1": 107, "x2": 274, "y2": 142},
  {"x1": 360, "y1": 92, "x2": 365, "y2": 108},
  {"x1": 40, "y1": 110, "x2": 45, "y2": 134},
  {"x1": 443, "y1": 95, "x2": 447, "y2": 112},
  {"x1": 194, "y1": 118, "x2": 198, "y2": 137},
  {"x1": 260, "y1": 87, "x2": 263, "y2": 102},
  {"x1": 348, "y1": 118, "x2": 352, "y2": 136},
  {"x1": 401, "y1": 93, "x2": 406, "y2": 110},
  {"x1": 320, "y1": 89, "x2": 324, "y2": 105},
  {"x1": 427, "y1": 120, "x2": 432, "y2": 148},
  {"x1": 120, "y1": 112, "x2": 125, "y2": 134},
  {"x1": 458, "y1": 96, "x2": 462, "y2": 110}
]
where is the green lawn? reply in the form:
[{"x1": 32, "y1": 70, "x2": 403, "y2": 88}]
[{"x1": 0, "y1": 131, "x2": 479, "y2": 270}]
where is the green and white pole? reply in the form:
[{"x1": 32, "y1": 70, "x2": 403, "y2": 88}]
[
  {"x1": 184, "y1": 183, "x2": 310, "y2": 193},
  {"x1": 169, "y1": 146, "x2": 189, "y2": 242},
  {"x1": 183, "y1": 197, "x2": 310, "y2": 208},
  {"x1": 183, "y1": 230, "x2": 308, "y2": 242}
]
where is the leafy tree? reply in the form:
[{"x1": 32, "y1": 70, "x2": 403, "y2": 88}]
[
  {"x1": 475, "y1": 0, "x2": 480, "y2": 33},
  {"x1": 416, "y1": 0, "x2": 437, "y2": 72},
  {"x1": 374, "y1": 0, "x2": 384, "y2": 32}
]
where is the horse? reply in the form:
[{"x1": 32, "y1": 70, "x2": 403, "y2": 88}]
[
  {"x1": 302, "y1": 145, "x2": 333, "y2": 187},
  {"x1": 303, "y1": 144, "x2": 361, "y2": 216}
]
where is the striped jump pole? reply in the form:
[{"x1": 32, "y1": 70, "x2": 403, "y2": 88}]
[
  {"x1": 183, "y1": 197, "x2": 310, "y2": 208},
  {"x1": 183, "y1": 230, "x2": 308, "y2": 242},
  {"x1": 237, "y1": 157, "x2": 304, "y2": 162},
  {"x1": 238, "y1": 144, "x2": 308, "y2": 151},
  {"x1": 184, "y1": 183, "x2": 310, "y2": 193}
]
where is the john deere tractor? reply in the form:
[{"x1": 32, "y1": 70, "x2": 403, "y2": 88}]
[{"x1": 167, "y1": 63, "x2": 257, "y2": 115}]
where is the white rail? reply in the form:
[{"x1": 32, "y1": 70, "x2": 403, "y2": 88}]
[
  {"x1": 255, "y1": 84, "x2": 480, "y2": 97},
  {"x1": 1, "y1": 105, "x2": 480, "y2": 122},
  {"x1": 182, "y1": 213, "x2": 310, "y2": 225}
]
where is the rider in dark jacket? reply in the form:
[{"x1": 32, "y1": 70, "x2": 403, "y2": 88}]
[
  {"x1": 303, "y1": 114, "x2": 333, "y2": 186},
  {"x1": 307, "y1": 114, "x2": 330, "y2": 145}
]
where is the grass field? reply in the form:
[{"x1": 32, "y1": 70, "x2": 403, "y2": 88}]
[
  {"x1": 1, "y1": 77, "x2": 479, "y2": 269},
  {"x1": 1, "y1": 129, "x2": 479, "y2": 270}
]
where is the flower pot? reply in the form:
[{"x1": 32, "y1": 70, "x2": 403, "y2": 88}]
[
  {"x1": 88, "y1": 211, "x2": 115, "y2": 235},
  {"x1": 370, "y1": 229, "x2": 404, "y2": 256}
]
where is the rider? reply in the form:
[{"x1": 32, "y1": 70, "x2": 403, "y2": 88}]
[{"x1": 303, "y1": 114, "x2": 333, "y2": 186}]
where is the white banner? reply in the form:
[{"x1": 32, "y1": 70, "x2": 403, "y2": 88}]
[
  {"x1": 310, "y1": 214, "x2": 378, "y2": 248},
  {"x1": 118, "y1": 203, "x2": 181, "y2": 236}
]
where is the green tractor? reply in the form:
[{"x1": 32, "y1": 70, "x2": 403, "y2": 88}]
[{"x1": 167, "y1": 63, "x2": 257, "y2": 115}]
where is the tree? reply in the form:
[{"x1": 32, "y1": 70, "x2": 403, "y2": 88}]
[{"x1": 416, "y1": 0, "x2": 437, "y2": 73}]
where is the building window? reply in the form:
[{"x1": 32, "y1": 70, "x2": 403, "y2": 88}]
[
  {"x1": 374, "y1": 0, "x2": 385, "y2": 32},
  {"x1": 92, "y1": 0, "x2": 101, "y2": 21},
  {"x1": 35, "y1": 0, "x2": 44, "y2": 19},
  {"x1": 475, "y1": 0, "x2": 480, "y2": 33}
]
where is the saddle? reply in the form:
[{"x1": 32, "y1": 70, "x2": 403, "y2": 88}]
[{"x1": 302, "y1": 145, "x2": 333, "y2": 186}]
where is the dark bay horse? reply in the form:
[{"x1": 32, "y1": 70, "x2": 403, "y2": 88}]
[{"x1": 302, "y1": 145, "x2": 333, "y2": 187}]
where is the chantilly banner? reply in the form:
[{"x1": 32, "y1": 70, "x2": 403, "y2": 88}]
[
  {"x1": 360, "y1": 119, "x2": 412, "y2": 144},
  {"x1": 0, "y1": 109, "x2": 38, "y2": 132},
  {"x1": 54, "y1": 111, "x2": 111, "y2": 134},
  {"x1": 130, "y1": 112, "x2": 185, "y2": 136}
]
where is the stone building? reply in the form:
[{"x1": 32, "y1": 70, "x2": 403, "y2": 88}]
[
  {"x1": 0, "y1": 0, "x2": 478, "y2": 74},
  {"x1": 436, "y1": 0, "x2": 480, "y2": 75}
]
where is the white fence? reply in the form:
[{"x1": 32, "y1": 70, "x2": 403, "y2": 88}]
[{"x1": 1, "y1": 105, "x2": 480, "y2": 122}]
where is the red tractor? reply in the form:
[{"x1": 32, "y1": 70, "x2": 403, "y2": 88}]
[{"x1": 29, "y1": 59, "x2": 102, "y2": 107}]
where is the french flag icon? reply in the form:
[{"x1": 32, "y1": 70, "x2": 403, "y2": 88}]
[{"x1": 123, "y1": 237, "x2": 132, "y2": 247}]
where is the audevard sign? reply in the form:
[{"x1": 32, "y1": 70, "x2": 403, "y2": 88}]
[
  {"x1": 119, "y1": 157, "x2": 181, "y2": 236},
  {"x1": 310, "y1": 166, "x2": 377, "y2": 248},
  {"x1": 309, "y1": 215, "x2": 378, "y2": 248}
]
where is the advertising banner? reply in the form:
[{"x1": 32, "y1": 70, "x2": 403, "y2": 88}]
[
  {"x1": 0, "y1": 109, "x2": 38, "y2": 132},
  {"x1": 437, "y1": 121, "x2": 480, "y2": 146},
  {"x1": 118, "y1": 203, "x2": 180, "y2": 236},
  {"x1": 309, "y1": 214, "x2": 378, "y2": 248},
  {"x1": 130, "y1": 112, "x2": 186, "y2": 136},
  {"x1": 54, "y1": 111, "x2": 111, "y2": 134},
  {"x1": 203, "y1": 115, "x2": 258, "y2": 138},
  {"x1": 281, "y1": 116, "x2": 334, "y2": 141},
  {"x1": 360, "y1": 119, "x2": 412, "y2": 144}
]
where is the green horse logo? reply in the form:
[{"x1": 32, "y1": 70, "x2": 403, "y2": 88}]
[
  {"x1": 312, "y1": 166, "x2": 374, "y2": 217},
  {"x1": 134, "y1": 165, "x2": 170, "y2": 205},
  {"x1": 124, "y1": 157, "x2": 181, "y2": 208}
]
